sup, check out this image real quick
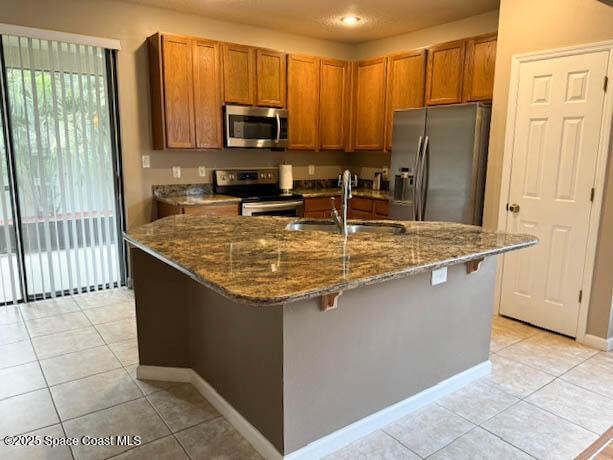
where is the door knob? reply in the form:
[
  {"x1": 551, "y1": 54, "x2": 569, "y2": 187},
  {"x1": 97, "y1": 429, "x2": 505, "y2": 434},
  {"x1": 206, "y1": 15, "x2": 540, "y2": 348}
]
[{"x1": 508, "y1": 203, "x2": 520, "y2": 213}]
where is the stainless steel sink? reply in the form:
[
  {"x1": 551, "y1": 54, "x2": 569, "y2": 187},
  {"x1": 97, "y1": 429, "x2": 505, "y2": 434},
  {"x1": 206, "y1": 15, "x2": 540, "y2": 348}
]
[{"x1": 286, "y1": 221, "x2": 406, "y2": 235}]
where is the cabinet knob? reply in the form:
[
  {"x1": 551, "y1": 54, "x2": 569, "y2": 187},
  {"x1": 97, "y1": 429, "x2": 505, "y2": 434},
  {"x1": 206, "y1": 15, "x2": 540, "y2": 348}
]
[{"x1": 508, "y1": 203, "x2": 520, "y2": 214}]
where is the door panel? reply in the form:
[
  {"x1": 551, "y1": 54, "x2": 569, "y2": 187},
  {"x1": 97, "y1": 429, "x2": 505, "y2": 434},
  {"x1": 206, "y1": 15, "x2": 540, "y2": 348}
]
[
  {"x1": 319, "y1": 59, "x2": 349, "y2": 150},
  {"x1": 423, "y1": 104, "x2": 480, "y2": 224},
  {"x1": 353, "y1": 57, "x2": 387, "y2": 150},
  {"x1": 385, "y1": 50, "x2": 426, "y2": 149},
  {"x1": 500, "y1": 51, "x2": 608, "y2": 336},
  {"x1": 463, "y1": 34, "x2": 497, "y2": 102},
  {"x1": 425, "y1": 40, "x2": 465, "y2": 105},
  {"x1": 162, "y1": 35, "x2": 195, "y2": 148},
  {"x1": 288, "y1": 55, "x2": 319, "y2": 150},
  {"x1": 193, "y1": 40, "x2": 222, "y2": 148},
  {"x1": 256, "y1": 49, "x2": 286, "y2": 107},
  {"x1": 222, "y1": 43, "x2": 255, "y2": 105}
]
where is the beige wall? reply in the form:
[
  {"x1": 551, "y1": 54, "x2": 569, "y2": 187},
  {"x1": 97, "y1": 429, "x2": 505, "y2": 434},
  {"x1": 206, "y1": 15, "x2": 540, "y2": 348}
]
[
  {"x1": 352, "y1": 10, "x2": 499, "y2": 59},
  {"x1": 484, "y1": 0, "x2": 613, "y2": 339},
  {"x1": 0, "y1": 0, "x2": 355, "y2": 226}
]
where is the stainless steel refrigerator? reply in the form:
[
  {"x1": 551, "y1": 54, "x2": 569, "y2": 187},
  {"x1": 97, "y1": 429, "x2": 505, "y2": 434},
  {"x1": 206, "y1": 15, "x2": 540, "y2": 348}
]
[{"x1": 388, "y1": 103, "x2": 491, "y2": 225}]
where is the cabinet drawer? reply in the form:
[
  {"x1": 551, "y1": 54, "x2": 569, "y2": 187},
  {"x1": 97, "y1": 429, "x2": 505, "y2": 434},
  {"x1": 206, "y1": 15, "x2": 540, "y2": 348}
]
[
  {"x1": 183, "y1": 204, "x2": 239, "y2": 216},
  {"x1": 349, "y1": 209, "x2": 372, "y2": 220},
  {"x1": 304, "y1": 210, "x2": 329, "y2": 218},
  {"x1": 350, "y1": 197, "x2": 374, "y2": 212},
  {"x1": 304, "y1": 197, "x2": 340, "y2": 212},
  {"x1": 373, "y1": 199, "x2": 389, "y2": 217}
]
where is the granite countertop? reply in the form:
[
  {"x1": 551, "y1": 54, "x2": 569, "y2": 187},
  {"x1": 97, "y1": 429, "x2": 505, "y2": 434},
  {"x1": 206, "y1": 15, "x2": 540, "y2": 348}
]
[
  {"x1": 296, "y1": 188, "x2": 390, "y2": 200},
  {"x1": 124, "y1": 215, "x2": 537, "y2": 307},
  {"x1": 156, "y1": 194, "x2": 241, "y2": 207}
]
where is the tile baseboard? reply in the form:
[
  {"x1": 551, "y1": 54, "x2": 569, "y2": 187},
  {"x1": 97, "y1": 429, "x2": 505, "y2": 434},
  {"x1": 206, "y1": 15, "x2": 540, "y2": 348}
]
[
  {"x1": 136, "y1": 360, "x2": 492, "y2": 460},
  {"x1": 581, "y1": 334, "x2": 613, "y2": 352}
]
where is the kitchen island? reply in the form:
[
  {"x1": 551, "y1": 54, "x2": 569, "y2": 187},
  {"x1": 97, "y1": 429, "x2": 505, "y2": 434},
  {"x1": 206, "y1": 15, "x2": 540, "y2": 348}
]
[{"x1": 124, "y1": 215, "x2": 536, "y2": 459}]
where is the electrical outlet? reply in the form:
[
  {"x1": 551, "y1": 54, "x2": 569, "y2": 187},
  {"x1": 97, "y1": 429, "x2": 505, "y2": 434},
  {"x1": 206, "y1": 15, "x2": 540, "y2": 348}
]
[
  {"x1": 308, "y1": 165, "x2": 315, "y2": 175},
  {"x1": 198, "y1": 166, "x2": 206, "y2": 177},
  {"x1": 141, "y1": 155, "x2": 150, "y2": 169},
  {"x1": 382, "y1": 167, "x2": 389, "y2": 178},
  {"x1": 431, "y1": 267, "x2": 448, "y2": 286},
  {"x1": 172, "y1": 166, "x2": 181, "y2": 179}
]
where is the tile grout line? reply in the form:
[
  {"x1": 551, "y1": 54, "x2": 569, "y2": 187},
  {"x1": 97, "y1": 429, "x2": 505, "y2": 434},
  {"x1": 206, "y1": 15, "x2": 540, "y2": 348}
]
[{"x1": 15, "y1": 301, "x2": 76, "y2": 460}]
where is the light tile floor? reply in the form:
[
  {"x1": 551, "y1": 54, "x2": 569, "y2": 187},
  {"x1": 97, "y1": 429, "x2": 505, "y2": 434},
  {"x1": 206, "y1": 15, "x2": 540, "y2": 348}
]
[{"x1": 0, "y1": 291, "x2": 611, "y2": 459}]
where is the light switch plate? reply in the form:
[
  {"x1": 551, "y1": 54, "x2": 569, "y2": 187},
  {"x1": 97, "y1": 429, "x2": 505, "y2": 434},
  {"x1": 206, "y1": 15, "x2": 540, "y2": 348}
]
[
  {"x1": 172, "y1": 166, "x2": 181, "y2": 179},
  {"x1": 431, "y1": 267, "x2": 448, "y2": 286},
  {"x1": 308, "y1": 165, "x2": 315, "y2": 175},
  {"x1": 198, "y1": 166, "x2": 206, "y2": 177},
  {"x1": 141, "y1": 155, "x2": 150, "y2": 169}
]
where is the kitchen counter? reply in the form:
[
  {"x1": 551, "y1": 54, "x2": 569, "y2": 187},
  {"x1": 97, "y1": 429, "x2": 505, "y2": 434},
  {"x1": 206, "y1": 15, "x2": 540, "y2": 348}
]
[
  {"x1": 128, "y1": 214, "x2": 536, "y2": 458},
  {"x1": 124, "y1": 215, "x2": 536, "y2": 306},
  {"x1": 155, "y1": 194, "x2": 241, "y2": 207},
  {"x1": 296, "y1": 187, "x2": 390, "y2": 200}
]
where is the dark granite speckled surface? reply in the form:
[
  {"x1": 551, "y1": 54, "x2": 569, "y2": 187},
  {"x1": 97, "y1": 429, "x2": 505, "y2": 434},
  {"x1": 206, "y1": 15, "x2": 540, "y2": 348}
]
[{"x1": 124, "y1": 215, "x2": 537, "y2": 306}]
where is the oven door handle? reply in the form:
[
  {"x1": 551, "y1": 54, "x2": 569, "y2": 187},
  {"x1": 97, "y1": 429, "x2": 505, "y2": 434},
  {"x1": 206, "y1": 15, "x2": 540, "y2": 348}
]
[
  {"x1": 243, "y1": 200, "x2": 303, "y2": 210},
  {"x1": 275, "y1": 113, "x2": 281, "y2": 144}
]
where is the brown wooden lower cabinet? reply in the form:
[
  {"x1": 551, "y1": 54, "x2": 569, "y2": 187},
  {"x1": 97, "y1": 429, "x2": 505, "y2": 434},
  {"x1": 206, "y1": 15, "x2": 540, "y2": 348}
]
[
  {"x1": 303, "y1": 196, "x2": 389, "y2": 220},
  {"x1": 157, "y1": 201, "x2": 239, "y2": 219}
]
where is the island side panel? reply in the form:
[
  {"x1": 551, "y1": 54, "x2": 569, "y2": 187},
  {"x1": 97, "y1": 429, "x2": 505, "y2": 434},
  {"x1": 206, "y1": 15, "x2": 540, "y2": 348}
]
[
  {"x1": 282, "y1": 258, "x2": 496, "y2": 454},
  {"x1": 131, "y1": 247, "x2": 190, "y2": 367},
  {"x1": 187, "y1": 279, "x2": 285, "y2": 453}
]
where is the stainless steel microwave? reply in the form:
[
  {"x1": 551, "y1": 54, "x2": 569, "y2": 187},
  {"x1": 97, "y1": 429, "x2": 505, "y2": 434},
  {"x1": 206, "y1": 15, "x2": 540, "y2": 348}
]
[{"x1": 224, "y1": 105, "x2": 288, "y2": 148}]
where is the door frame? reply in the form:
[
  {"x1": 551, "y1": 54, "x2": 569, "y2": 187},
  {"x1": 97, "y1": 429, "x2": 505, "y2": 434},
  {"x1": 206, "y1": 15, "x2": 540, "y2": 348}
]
[{"x1": 494, "y1": 40, "x2": 613, "y2": 346}]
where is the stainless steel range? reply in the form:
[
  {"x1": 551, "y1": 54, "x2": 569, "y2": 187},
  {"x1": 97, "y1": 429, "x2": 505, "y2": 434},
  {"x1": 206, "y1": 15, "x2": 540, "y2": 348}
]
[{"x1": 214, "y1": 168, "x2": 303, "y2": 217}]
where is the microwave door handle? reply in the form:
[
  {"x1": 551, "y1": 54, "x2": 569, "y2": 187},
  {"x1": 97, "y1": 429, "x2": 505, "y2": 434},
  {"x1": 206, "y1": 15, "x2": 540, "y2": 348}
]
[{"x1": 275, "y1": 113, "x2": 281, "y2": 144}]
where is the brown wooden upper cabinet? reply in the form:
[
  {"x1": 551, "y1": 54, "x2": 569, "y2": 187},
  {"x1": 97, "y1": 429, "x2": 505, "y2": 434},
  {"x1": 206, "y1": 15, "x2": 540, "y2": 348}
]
[
  {"x1": 353, "y1": 57, "x2": 387, "y2": 151},
  {"x1": 385, "y1": 50, "x2": 426, "y2": 150},
  {"x1": 148, "y1": 33, "x2": 222, "y2": 150},
  {"x1": 222, "y1": 44, "x2": 286, "y2": 107},
  {"x1": 463, "y1": 33, "x2": 497, "y2": 102},
  {"x1": 193, "y1": 39, "x2": 223, "y2": 149},
  {"x1": 256, "y1": 48, "x2": 286, "y2": 107},
  {"x1": 425, "y1": 40, "x2": 466, "y2": 106},
  {"x1": 319, "y1": 58, "x2": 350, "y2": 150},
  {"x1": 287, "y1": 54, "x2": 319, "y2": 150},
  {"x1": 222, "y1": 43, "x2": 255, "y2": 105}
]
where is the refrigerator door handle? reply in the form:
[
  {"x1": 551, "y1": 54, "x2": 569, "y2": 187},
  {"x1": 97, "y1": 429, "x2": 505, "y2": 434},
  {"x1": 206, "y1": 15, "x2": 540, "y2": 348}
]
[
  {"x1": 418, "y1": 136, "x2": 429, "y2": 221},
  {"x1": 413, "y1": 136, "x2": 423, "y2": 220}
]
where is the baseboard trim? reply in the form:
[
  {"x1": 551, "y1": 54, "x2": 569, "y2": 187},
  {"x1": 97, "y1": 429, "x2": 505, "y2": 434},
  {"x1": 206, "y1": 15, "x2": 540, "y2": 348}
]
[
  {"x1": 581, "y1": 334, "x2": 613, "y2": 352},
  {"x1": 136, "y1": 360, "x2": 491, "y2": 460}
]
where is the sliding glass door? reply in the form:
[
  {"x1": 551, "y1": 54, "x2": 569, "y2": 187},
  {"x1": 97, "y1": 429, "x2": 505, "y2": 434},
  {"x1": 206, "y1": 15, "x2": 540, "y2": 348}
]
[
  {"x1": 0, "y1": 87, "x2": 22, "y2": 304},
  {"x1": 0, "y1": 34, "x2": 125, "y2": 301}
]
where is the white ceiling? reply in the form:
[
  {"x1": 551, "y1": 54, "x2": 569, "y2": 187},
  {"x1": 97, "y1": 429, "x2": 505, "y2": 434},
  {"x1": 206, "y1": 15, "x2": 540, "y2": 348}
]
[{"x1": 126, "y1": 0, "x2": 500, "y2": 43}]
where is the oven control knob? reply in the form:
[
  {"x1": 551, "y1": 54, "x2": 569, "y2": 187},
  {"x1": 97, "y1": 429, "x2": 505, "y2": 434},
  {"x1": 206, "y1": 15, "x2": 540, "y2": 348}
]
[
  {"x1": 229, "y1": 174, "x2": 235, "y2": 180},
  {"x1": 221, "y1": 175, "x2": 226, "y2": 181},
  {"x1": 267, "y1": 173, "x2": 273, "y2": 179},
  {"x1": 260, "y1": 173, "x2": 266, "y2": 179}
]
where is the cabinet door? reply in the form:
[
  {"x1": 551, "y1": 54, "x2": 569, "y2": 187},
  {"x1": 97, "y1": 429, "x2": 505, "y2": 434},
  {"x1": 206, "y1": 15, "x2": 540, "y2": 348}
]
[
  {"x1": 353, "y1": 57, "x2": 387, "y2": 150},
  {"x1": 425, "y1": 40, "x2": 466, "y2": 105},
  {"x1": 385, "y1": 50, "x2": 426, "y2": 150},
  {"x1": 319, "y1": 59, "x2": 350, "y2": 150},
  {"x1": 162, "y1": 35, "x2": 195, "y2": 148},
  {"x1": 463, "y1": 34, "x2": 497, "y2": 102},
  {"x1": 287, "y1": 54, "x2": 319, "y2": 150},
  {"x1": 256, "y1": 49, "x2": 286, "y2": 107},
  {"x1": 222, "y1": 43, "x2": 255, "y2": 105},
  {"x1": 193, "y1": 40, "x2": 223, "y2": 148}
]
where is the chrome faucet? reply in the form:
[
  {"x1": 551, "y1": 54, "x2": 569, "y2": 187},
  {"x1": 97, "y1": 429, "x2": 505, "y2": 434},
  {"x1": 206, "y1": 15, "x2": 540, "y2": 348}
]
[{"x1": 331, "y1": 170, "x2": 353, "y2": 236}]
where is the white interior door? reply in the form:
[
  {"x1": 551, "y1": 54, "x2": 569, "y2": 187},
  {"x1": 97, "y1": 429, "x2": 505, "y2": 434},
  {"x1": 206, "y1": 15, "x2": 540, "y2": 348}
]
[{"x1": 500, "y1": 50, "x2": 609, "y2": 337}]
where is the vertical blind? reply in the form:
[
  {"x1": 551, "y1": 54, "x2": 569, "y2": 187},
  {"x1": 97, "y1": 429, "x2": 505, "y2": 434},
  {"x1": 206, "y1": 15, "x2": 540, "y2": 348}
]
[
  {"x1": 0, "y1": 93, "x2": 21, "y2": 304},
  {"x1": 2, "y1": 34, "x2": 122, "y2": 299}
]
